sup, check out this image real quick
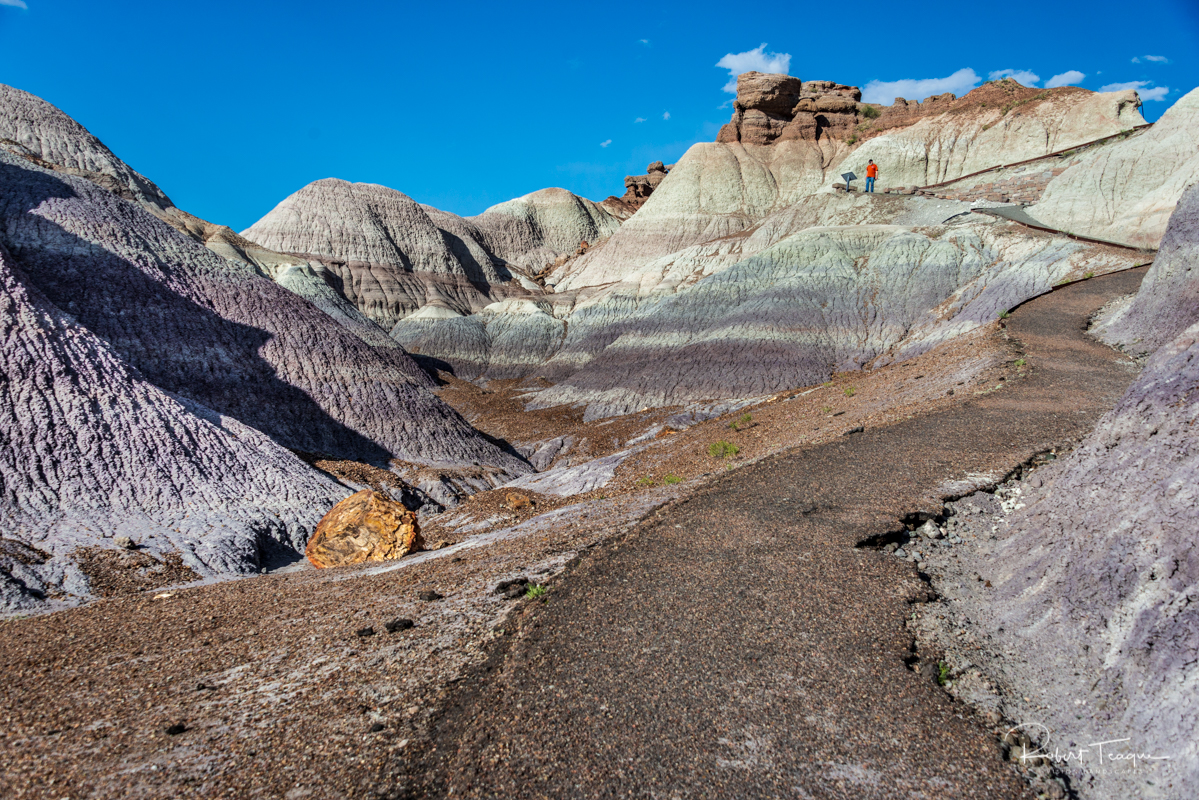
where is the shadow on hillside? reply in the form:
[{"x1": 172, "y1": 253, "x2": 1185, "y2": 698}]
[{"x1": 0, "y1": 159, "x2": 395, "y2": 466}]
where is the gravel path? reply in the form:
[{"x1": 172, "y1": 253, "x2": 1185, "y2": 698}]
[{"x1": 416, "y1": 267, "x2": 1148, "y2": 799}]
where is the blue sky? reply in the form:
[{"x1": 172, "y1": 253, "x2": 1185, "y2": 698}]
[{"x1": 1, "y1": 0, "x2": 1196, "y2": 232}]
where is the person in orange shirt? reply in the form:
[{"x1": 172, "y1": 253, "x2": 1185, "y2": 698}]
[{"x1": 865, "y1": 160, "x2": 879, "y2": 193}]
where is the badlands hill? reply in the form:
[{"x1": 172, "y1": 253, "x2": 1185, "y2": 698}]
[
  {"x1": 1, "y1": 69, "x2": 1198, "y2": 800},
  {"x1": 0, "y1": 85, "x2": 533, "y2": 610},
  {"x1": 384, "y1": 73, "x2": 1196, "y2": 420}
]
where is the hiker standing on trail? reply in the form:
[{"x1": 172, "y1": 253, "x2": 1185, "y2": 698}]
[{"x1": 865, "y1": 160, "x2": 878, "y2": 193}]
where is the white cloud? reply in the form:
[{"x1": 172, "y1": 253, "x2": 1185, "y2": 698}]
[
  {"x1": 662, "y1": 111, "x2": 671, "y2": 120},
  {"x1": 988, "y1": 69, "x2": 1040, "y2": 86},
  {"x1": 1132, "y1": 55, "x2": 1169, "y2": 64},
  {"x1": 1099, "y1": 80, "x2": 1170, "y2": 101},
  {"x1": 1045, "y1": 70, "x2": 1086, "y2": 88},
  {"x1": 634, "y1": 117, "x2": 647, "y2": 123},
  {"x1": 861, "y1": 68, "x2": 981, "y2": 105},
  {"x1": 600, "y1": 139, "x2": 612, "y2": 148},
  {"x1": 639, "y1": 39, "x2": 650, "y2": 46},
  {"x1": 715, "y1": 43, "x2": 791, "y2": 93},
  {"x1": 0, "y1": 0, "x2": 29, "y2": 8}
]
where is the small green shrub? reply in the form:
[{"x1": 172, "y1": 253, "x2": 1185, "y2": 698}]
[
  {"x1": 1084, "y1": 271, "x2": 1095, "y2": 279},
  {"x1": 1014, "y1": 358, "x2": 1026, "y2": 368},
  {"x1": 937, "y1": 661, "x2": 951, "y2": 686},
  {"x1": 847, "y1": 134, "x2": 858, "y2": 145},
  {"x1": 860, "y1": 105, "x2": 881, "y2": 119},
  {"x1": 728, "y1": 412, "x2": 753, "y2": 431},
  {"x1": 844, "y1": 387, "x2": 856, "y2": 397},
  {"x1": 637, "y1": 476, "x2": 654, "y2": 487},
  {"x1": 822, "y1": 406, "x2": 833, "y2": 413},
  {"x1": 526, "y1": 584, "x2": 548, "y2": 601},
  {"x1": 708, "y1": 440, "x2": 740, "y2": 459},
  {"x1": 998, "y1": 310, "x2": 1011, "y2": 319},
  {"x1": 663, "y1": 474, "x2": 682, "y2": 485}
]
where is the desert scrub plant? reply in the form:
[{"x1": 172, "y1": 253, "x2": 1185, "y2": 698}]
[
  {"x1": 708, "y1": 440, "x2": 740, "y2": 459},
  {"x1": 728, "y1": 412, "x2": 753, "y2": 431},
  {"x1": 822, "y1": 406, "x2": 833, "y2": 413},
  {"x1": 843, "y1": 386, "x2": 856, "y2": 397},
  {"x1": 637, "y1": 476, "x2": 655, "y2": 487},
  {"x1": 663, "y1": 474, "x2": 682, "y2": 485},
  {"x1": 937, "y1": 661, "x2": 951, "y2": 686},
  {"x1": 846, "y1": 134, "x2": 858, "y2": 145},
  {"x1": 860, "y1": 104, "x2": 881, "y2": 119},
  {"x1": 998, "y1": 310, "x2": 1011, "y2": 319},
  {"x1": 1084, "y1": 270, "x2": 1095, "y2": 279},
  {"x1": 526, "y1": 584, "x2": 548, "y2": 601},
  {"x1": 1014, "y1": 358, "x2": 1027, "y2": 368}
]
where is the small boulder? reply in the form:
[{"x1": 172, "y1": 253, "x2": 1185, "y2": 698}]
[
  {"x1": 306, "y1": 490, "x2": 423, "y2": 568},
  {"x1": 114, "y1": 536, "x2": 136, "y2": 550},
  {"x1": 504, "y1": 493, "x2": 533, "y2": 512},
  {"x1": 384, "y1": 618, "x2": 415, "y2": 633},
  {"x1": 918, "y1": 521, "x2": 944, "y2": 540},
  {"x1": 418, "y1": 590, "x2": 444, "y2": 602}
]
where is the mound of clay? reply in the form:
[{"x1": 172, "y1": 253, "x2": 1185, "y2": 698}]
[
  {"x1": 530, "y1": 222, "x2": 1139, "y2": 419},
  {"x1": 306, "y1": 490, "x2": 423, "y2": 568},
  {"x1": 1030, "y1": 87, "x2": 1199, "y2": 249},
  {"x1": 0, "y1": 151, "x2": 527, "y2": 475},
  {"x1": 242, "y1": 181, "x2": 620, "y2": 328},
  {"x1": 980, "y1": 326, "x2": 1199, "y2": 797},
  {"x1": 1095, "y1": 182, "x2": 1199, "y2": 355},
  {"x1": 469, "y1": 187, "x2": 623, "y2": 270},
  {"x1": 0, "y1": 240, "x2": 349, "y2": 610}
]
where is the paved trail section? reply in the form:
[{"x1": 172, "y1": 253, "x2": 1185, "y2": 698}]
[{"x1": 416, "y1": 267, "x2": 1147, "y2": 799}]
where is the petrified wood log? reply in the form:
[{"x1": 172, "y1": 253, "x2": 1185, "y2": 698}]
[{"x1": 306, "y1": 490, "x2": 423, "y2": 568}]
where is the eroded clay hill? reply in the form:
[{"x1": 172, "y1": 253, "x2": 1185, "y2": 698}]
[
  {"x1": 241, "y1": 180, "x2": 622, "y2": 329},
  {"x1": 392, "y1": 73, "x2": 1167, "y2": 419},
  {"x1": 0, "y1": 109, "x2": 532, "y2": 609}
]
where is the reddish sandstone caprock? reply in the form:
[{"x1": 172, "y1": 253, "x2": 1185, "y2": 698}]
[{"x1": 305, "y1": 490, "x2": 423, "y2": 568}]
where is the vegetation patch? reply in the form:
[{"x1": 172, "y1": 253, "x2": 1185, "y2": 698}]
[{"x1": 708, "y1": 440, "x2": 740, "y2": 459}]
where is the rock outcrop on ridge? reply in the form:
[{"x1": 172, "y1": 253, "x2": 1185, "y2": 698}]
[
  {"x1": 617, "y1": 161, "x2": 671, "y2": 210},
  {"x1": 1029, "y1": 87, "x2": 1199, "y2": 249},
  {"x1": 242, "y1": 181, "x2": 621, "y2": 329}
]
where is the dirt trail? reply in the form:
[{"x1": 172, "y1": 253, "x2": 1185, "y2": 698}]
[{"x1": 415, "y1": 267, "x2": 1148, "y2": 799}]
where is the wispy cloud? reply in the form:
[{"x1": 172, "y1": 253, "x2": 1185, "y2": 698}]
[
  {"x1": 600, "y1": 139, "x2": 612, "y2": 148},
  {"x1": 715, "y1": 43, "x2": 791, "y2": 93},
  {"x1": 1100, "y1": 80, "x2": 1170, "y2": 101},
  {"x1": 1132, "y1": 55, "x2": 1169, "y2": 64},
  {"x1": 639, "y1": 38, "x2": 650, "y2": 46},
  {"x1": 634, "y1": 117, "x2": 647, "y2": 123},
  {"x1": 861, "y1": 68, "x2": 981, "y2": 105},
  {"x1": 0, "y1": 0, "x2": 29, "y2": 8},
  {"x1": 988, "y1": 68, "x2": 1040, "y2": 86},
  {"x1": 1045, "y1": 70, "x2": 1086, "y2": 88},
  {"x1": 662, "y1": 111, "x2": 671, "y2": 120}
]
